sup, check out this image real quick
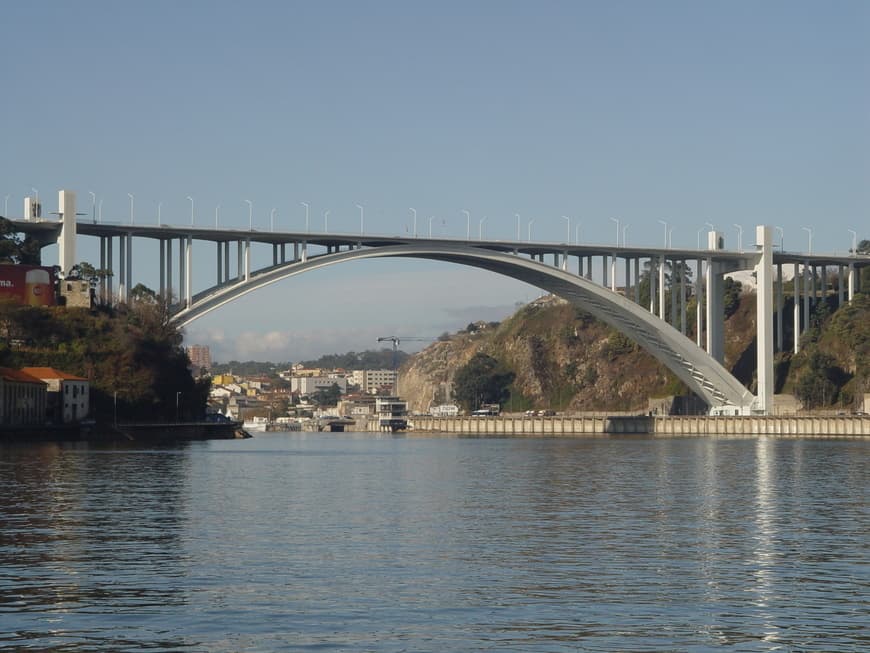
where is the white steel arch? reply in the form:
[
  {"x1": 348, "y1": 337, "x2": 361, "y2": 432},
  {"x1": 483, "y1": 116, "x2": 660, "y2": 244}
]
[{"x1": 171, "y1": 244, "x2": 755, "y2": 412}]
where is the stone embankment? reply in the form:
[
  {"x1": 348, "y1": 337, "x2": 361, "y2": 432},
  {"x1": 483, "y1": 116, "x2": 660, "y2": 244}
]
[{"x1": 411, "y1": 415, "x2": 870, "y2": 438}]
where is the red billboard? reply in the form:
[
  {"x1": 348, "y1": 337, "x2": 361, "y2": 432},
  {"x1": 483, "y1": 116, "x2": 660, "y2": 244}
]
[{"x1": 0, "y1": 264, "x2": 57, "y2": 306}]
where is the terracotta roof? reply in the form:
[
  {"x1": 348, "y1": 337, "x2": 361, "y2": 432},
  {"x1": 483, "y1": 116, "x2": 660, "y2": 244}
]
[
  {"x1": 20, "y1": 367, "x2": 88, "y2": 382},
  {"x1": 0, "y1": 367, "x2": 46, "y2": 385}
]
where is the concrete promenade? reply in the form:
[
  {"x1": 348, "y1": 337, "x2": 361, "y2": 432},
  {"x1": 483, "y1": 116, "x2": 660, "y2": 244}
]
[{"x1": 411, "y1": 414, "x2": 870, "y2": 438}]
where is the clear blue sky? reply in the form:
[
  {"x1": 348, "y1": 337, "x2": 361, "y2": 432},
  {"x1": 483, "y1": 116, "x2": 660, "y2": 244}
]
[{"x1": 3, "y1": 1, "x2": 868, "y2": 362}]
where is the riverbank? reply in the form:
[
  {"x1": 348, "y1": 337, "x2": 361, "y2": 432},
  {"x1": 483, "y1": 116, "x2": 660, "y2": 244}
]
[
  {"x1": 0, "y1": 421, "x2": 250, "y2": 444},
  {"x1": 410, "y1": 414, "x2": 870, "y2": 438}
]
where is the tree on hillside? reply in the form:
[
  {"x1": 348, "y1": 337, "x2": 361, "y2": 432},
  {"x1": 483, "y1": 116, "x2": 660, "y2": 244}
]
[
  {"x1": 452, "y1": 352, "x2": 515, "y2": 412},
  {"x1": 0, "y1": 217, "x2": 41, "y2": 264}
]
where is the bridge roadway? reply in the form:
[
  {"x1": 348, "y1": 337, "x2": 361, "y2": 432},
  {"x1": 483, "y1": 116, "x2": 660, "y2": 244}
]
[{"x1": 6, "y1": 190, "x2": 869, "y2": 416}]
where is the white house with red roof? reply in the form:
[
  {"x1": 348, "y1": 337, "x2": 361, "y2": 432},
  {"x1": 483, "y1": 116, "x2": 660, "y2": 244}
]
[{"x1": 21, "y1": 367, "x2": 90, "y2": 424}]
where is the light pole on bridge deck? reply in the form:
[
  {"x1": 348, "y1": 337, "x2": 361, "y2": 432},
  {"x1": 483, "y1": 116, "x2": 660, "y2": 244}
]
[
  {"x1": 99, "y1": 199, "x2": 103, "y2": 223},
  {"x1": 128, "y1": 193, "x2": 134, "y2": 224},
  {"x1": 462, "y1": 209, "x2": 470, "y2": 240},
  {"x1": 562, "y1": 215, "x2": 571, "y2": 244},
  {"x1": 610, "y1": 217, "x2": 620, "y2": 247},
  {"x1": 215, "y1": 204, "x2": 220, "y2": 227},
  {"x1": 802, "y1": 226, "x2": 814, "y2": 254},
  {"x1": 697, "y1": 227, "x2": 704, "y2": 250},
  {"x1": 89, "y1": 191, "x2": 96, "y2": 223},
  {"x1": 158, "y1": 202, "x2": 163, "y2": 225},
  {"x1": 429, "y1": 215, "x2": 436, "y2": 238},
  {"x1": 324, "y1": 210, "x2": 329, "y2": 232},
  {"x1": 3, "y1": 195, "x2": 9, "y2": 218},
  {"x1": 848, "y1": 229, "x2": 857, "y2": 255},
  {"x1": 733, "y1": 223, "x2": 743, "y2": 251},
  {"x1": 409, "y1": 208, "x2": 417, "y2": 237},
  {"x1": 245, "y1": 199, "x2": 253, "y2": 230},
  {"x1": 32, "y1": 187, "x2": 38, "y2": 216},
  {"x1": 622, "y1": 224, "x2": 630, "y2": 247},
  {"x1": 775, "y1": 226, "x2": 784, "y2": 251},
  {"x1": 515, "y1": 213, "x2": 521, "y2": 240},
  {"x1": 356, "y1": 203, "x2": 364, "y2": 234},
  {"x1": 270, "y1": 208, "x2": 277, "y2": 232},
  {"x1": 301, "y1": 202, "x2": 310, "y2": 232},
  {"x1": 657, "y1": 219, "x2": 669, "y2": 248},
  {"x1": 575, "y1": 221, "x2": 581, "y2": 245},
  {"x1": 527, "y1": 218, "x2": 535, "y2": 241},
  {"x1": 479, "y1": 216, "x2": 487, "y2": 240},
  {"x1": 187, "y1": 196, "x2": 195, "y2": 225}
]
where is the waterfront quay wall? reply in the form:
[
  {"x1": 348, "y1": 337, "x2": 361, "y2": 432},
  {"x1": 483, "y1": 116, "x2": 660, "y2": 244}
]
[{"x1": 411, "y1": 415, "x2": 870, "y2": 438}]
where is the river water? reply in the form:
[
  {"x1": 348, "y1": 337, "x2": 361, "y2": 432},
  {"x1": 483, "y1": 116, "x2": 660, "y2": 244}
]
[{"x1": 1, "y1": 433, "x2": 867, "y2": 652}]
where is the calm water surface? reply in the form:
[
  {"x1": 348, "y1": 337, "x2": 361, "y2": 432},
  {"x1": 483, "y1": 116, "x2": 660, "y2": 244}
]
[{"x1": 1, "y1": 433, "x2": 867, "y2": 652}]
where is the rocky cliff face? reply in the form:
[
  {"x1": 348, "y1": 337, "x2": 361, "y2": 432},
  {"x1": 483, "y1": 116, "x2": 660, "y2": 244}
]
[{"x1": 400, "y1": 294, "x2": 742, "y2": 413}]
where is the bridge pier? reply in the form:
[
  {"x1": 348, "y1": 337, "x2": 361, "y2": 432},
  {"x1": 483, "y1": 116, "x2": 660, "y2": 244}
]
[
  {"x1": 696, "y1": 257, "x2": 703, "y2": 347},
  {"x1": 705, "y1": 231, "x2": 726, "y2": 363},
  {"x1": 755, "y1": 226, "x2": 774, "y2": 414},
  {"x1": 658, "y1": 254, "x2": 666, "y2": 321},
  {"x1": 166, "y1": 238, "x2": 172, "y2": 301}
]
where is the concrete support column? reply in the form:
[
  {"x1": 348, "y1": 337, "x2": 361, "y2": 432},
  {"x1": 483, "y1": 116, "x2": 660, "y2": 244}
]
[
  {"x1": 658, "y1": 254, "x2": 666, "y2": 321},
  {"x1": 821, "y1": 266, "x2": 827, "y2": 305},
  {"x1": 237, "y1": 241, "x2": 243, "y2": 279},
  {"x1": 57, "y1": 190, "x2": 77, "y2": 274},
  {"x1": 696, "y1": 258, "x2": 704, "y2": 348},
  {"x1": 679, "y1": 261, "x2": 686, "y2": 335},
  {"x1": 755, "y1": 226, "x2": 774, "y2": 415},
  {"x1": 793, "y1": 262, "x2": 801, "y2": 354},
  {"x1": 803, "y1": 262, "x2": 811, "y2": 331},
  {"x1": 649, "y1": 258, "x2": 657, "y2": 314},
  {"x1": 301, "y1": 241, "x2": 308, "y2": 263},
  {"x1": 585, "y1": 256, "x2": 592, "y2": 280},
  {"x1": 634, "y1": 258, "x2": 640, "y2": 303},
  {"x1": 126, "y1": 233, "x2": 133, "y2": 299},
  {"x1": 100, "y1": 236, "x2": 108, "y2": 303},
  {"x1": 578, "y1": 256, "x2": 583, "y2": 277},
  {"x1": 776, "y1": 263, "x2": 783, "y2": 352},
  {"x1": 244, "y1": 239, "x2": 251, "y2": 281},
  {"x1": 224, "y1": 242, "x2": 230, "y2": 282},
  {"x1": 185, "y1": 236, "x2": 193, "y2": 307},
  {"x1": 159, "y1": 239, "x2": 166, "y2": 297},
  {"x1": 610, "y1": 254, "x2": 617, "y2": 292},
  {"x1": 706, "y1": 255, "x2": 724, "y2": 363},
  {"x1": 118, "y1": 235, "x2": 126, "y2": 302},
  {"x1": 838, "y1": 265, "x2": 844, "y2": 306},
  {"x1": 281, "y1": 243, "x2": 286, "y2": 264},
  {"x1": 166, "y1": 239, "x2": 172, "y2": 302},
  {"x1": 625, "y1": 258, "x2": 631, "y2": 298},
  {"x1": 562, "y1": 251, "x2": 569, "y2": 272},
  {"x1": 178, "y1": 238, "x2": 185, "y2": 303},
  {"x1": 294, "y1": 242, "x2": 299, "y2": 262},
  {"x1": 848, "y1": 263, "x2": 855, "y2": 301}
]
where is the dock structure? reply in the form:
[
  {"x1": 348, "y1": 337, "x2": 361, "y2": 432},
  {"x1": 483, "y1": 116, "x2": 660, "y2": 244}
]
[{"x1": 411, "y1": 415, "x2": 870, "y2": 438}]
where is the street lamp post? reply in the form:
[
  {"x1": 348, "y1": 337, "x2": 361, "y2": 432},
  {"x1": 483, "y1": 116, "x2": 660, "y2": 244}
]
[
  {"x1": 99, "y1": 199, "x2": 103, "y2": 223},
  {"x1": 3, "y1": 195, "x2": 9, "y2": 217},
  {"x1": 562, "y1": 215, "x2": 571, "y2": 243},
  {"x1": 610, "y1": 217, "x2": 620, "y2": 246},
  {"x1": 775, "y1": 226, "x2": 784, "y2": 251},
  {"x1": 215, "y1": 204, "x2": 220, "y2": 227},
  {"x1": 301, "y1": 202, "x2": 309, "y2": 232},
  {"x1": 355, "y1": 204, "x2": 364, "y2": 234},
  {"x1": 429, "y1": 215, "x2": 436, "y2": 238},
  {"x1": 323, "y1": 210, "x2": 329, "y2": 232},
  {"x1": 89, "y1": 191, "x2": 96, "y2": 223},
  {"x1": 128, "y1": 193, "x2": 134, "y2": 224},
  {"x1": 245, "y1": 199, "x2": 253, "y2": 230},
  {"x1": 802, "y1": 226, "x2": 814, "y2": 254},
  {"x1": 527, "y1": 218, "x2": 535, "y2": 241},
  {"x1": 657, "y1": 219, "x2": 669, "y2": 248},
  {"x1": 575, "y1": 221, "x2": 581, "y2": 244},
  {"x1": 622, "y1": 224, "x2": 630, "y2": 246},
  {"x1": 479, "y1": 216, "x2": 487, "y2": 240},
  {"x1": 158, "y1": 202, "x2": 162, "y2": 225},
  {"x1": 409, "y1": 208, "x2": 417, "y2": 237},
  {"x1": 270, "y1": 208, "x2": 276, "y2": 232},
  {"x1": 515, "y1": 213, "x2": 521, "y2": 240},
  {"x1": 187, "y1": 196, "x2": 194, "y2": 225},
  {"x1": 462, "y1": 209, "x2": 470, "y2": 240},
  {"x1": 733, "y1": 223, "x2": 743, "y2": 251},
  {"x1": 848, "y1": 229, "x2": 857, "y2": 255}
]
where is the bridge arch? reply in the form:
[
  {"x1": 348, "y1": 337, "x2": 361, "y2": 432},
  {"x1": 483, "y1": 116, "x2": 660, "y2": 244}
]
[{"x1": 171, "y1": 244, "x2": 755, "y2": 411}]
